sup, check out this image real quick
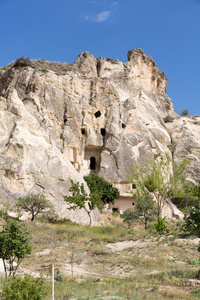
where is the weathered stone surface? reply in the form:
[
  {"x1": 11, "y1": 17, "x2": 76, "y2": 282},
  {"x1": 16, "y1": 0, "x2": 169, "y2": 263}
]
[
  {"x1": 0, "y1": 49, "x2": 199, "y2": 223},
  {"x1": 166, "y1": 116, "x2": 200, "y2": 184},
  {"x1": 162, "y1": 199, "x2": 184, "y2": 220}
]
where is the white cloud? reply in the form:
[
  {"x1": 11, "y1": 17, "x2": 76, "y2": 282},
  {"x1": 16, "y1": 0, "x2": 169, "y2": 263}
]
[
  {"x1": 84, "y1": 10, "x2": 111, "y2": 22},
  {"x1": 95, "y1": 11, "x2": 111, "y2": 22}
]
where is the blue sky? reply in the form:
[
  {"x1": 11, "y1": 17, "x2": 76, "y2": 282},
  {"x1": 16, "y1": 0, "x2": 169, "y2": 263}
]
[{"x1": 0, "y1": 0, "x2": 200, "y2": 116}]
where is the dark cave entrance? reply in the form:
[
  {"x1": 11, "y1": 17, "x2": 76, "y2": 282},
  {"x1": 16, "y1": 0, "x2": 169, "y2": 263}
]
[{"x1": 90, "y1": 157, "x2": 96, "y2": 170}]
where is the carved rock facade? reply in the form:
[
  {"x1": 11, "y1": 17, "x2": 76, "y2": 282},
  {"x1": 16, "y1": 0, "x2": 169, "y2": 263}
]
[{"x1": 0, "y1": 49, "x2": 199, "y2": 223}]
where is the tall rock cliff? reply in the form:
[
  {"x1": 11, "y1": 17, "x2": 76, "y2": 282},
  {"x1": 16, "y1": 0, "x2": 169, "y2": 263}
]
[{"x1": 0, "y1": 49, "x2": 199, "y2": 223}]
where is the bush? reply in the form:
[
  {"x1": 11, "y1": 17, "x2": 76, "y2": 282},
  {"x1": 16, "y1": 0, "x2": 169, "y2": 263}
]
[
  {"x1": 106, "y1": 58, "x2": 119, "y2": 64},
  {"x1": 0, "y1": 275, "x2": 47, "y2": 300},
  {"x1": 154, "y1": 216, "x2": 167, "y2": 233},
  {"x1": 183, "y1": 206, "x2": 200, "y2": 236},
  {"x1": 14, "y1": 56, "x2": 31, "y2": 67},
  {"x1": 37, "y1": 58, "x2": 47, "y2": 62},
  {"x1": 163, "y1": 115, "x2": 174, "y2": 123},
  {"x1": 121, "y1": 208, "x2": 135, "y2": 228},
  {"x1": 121, "y1": 196, "x2": 157, "y2": 230},
  {"x1": 54, "y1": 269, "x2": 63, "y2": 282}
]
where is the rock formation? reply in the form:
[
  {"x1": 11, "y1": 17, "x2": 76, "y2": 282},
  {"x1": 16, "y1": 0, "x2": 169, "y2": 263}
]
[{"x1": 0, "y1": 49, "x2": 199, "y2": 223}]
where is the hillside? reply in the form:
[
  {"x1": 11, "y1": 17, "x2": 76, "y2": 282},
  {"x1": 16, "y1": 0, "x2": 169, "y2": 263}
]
[{"x1": 1, "y1": 215, "x2": 200, "y2": 299}]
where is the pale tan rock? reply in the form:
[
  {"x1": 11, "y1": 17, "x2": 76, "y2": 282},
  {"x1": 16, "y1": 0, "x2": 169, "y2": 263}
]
[
  {"x1": 0, "y1": 49, "x2": 199, "y2": 223},
  {"x1": 166, "y1": 116, "x2": 200, "y2": 184}
]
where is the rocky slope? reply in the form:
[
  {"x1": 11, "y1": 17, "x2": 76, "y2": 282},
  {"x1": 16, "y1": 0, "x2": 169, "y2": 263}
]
[{"x1": 0, "y1": 49, "x2": 199, "y2": 224}]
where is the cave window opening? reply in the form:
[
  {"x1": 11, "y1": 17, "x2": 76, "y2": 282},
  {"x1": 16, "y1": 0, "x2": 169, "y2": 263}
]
[
  {"x1": 90, "y1": 157, "x2": 96, "y2": 170},
  {"x1": 132, "y1": 203, "x2": 135, "y2": 206},
  {"x1": 81, "y1": 128, "x2": 86, "y2": 135},
  {"x1": 101, "y1": 128, "x2": 106, "y2": 136},
  {"x1": 94, "y1": 111, "x2": 101, "y2": 118},
  {"x1": 122, "y1": 123, "x2": 126, "y2": 129},
  {"x1": 132, "y1": 183, "x2": 136, "y2": 189}
]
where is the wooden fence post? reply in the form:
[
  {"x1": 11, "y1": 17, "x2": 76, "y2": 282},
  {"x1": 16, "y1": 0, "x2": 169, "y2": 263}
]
[{"x1": 52, "y1": 264, "x2": 54, "y2": 300}]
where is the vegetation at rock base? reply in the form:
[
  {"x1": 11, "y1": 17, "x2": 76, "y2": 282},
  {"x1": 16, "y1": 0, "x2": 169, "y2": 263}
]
[
  {"x1": 121, "y1": 195, "x2": 157, "y2": 230},
  {"x1": 84, "y1": 173, "x2": 120, "y2": 212},
  {"x1": 183, "y1": 206, "x2": 200, "y2": 237},
  {"x1": 16, "y1": 193, "x2": 55, "y2": 221},
  {"x1": 64, "y1": 180, "x2": 99, "y2": 225},
  {"x1": 153, "y1": 216, "x2": 168, "y2": 233},
  {"x1": 0, "y1": 275, "x2": 47, "y2": 300},
  {"x1": 0, "y1": 159, "x2": 200, "y2": 298},
  {"x1": 163, "y1": 115, "x2": 174, "y2": 123},
  {"x1": 0, "y1": 219, "x2": 31, "y2": 277},
  {"x1": 127, "y1": 154, "x2": 188, "y2": 219},
  {"x1": 171, "y1": 183, "x2": 200, "y2": 214},
  {"x1": 0, "y1": 213, "x2": 199, "y2": 299},
  {"x1": 64, "y1": 175, "x2": 120, "y2": 224}
]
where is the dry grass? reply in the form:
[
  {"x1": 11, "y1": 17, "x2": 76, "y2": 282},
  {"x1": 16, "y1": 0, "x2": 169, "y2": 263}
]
[{"x1": 1, "y1": 214, "x2": 200, "y2": 299}]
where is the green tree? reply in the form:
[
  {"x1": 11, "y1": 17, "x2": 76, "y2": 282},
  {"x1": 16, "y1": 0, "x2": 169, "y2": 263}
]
[
  {"x1": 16, "y1": 193, "x2": 54, "y2": 221},
  {"x1": 179, "y1": 109, "x2": 191, "y2": 116},
  {"x1": 64, "y1": 180, "x2": 98, "y2": 226},
  {"x1": 127, "y1": 154, "x2": 188, "y2": 219},
  {"x1": 0, "y1": 219, "x2": 32, "y2": 277},
  {"x1": 122, "y1": 196, "x2": 157, "y2": 230},
  {"x1": 0, "y1": 275, "x2": 47, "y2": 299},
  {"x1": 84, "y1": 173, "x2": 120, "y2": 211}
]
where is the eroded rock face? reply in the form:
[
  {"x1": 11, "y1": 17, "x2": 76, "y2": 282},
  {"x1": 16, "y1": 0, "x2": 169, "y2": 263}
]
[
  {"x1": 0, "y1": 49, "x2": 199, "y2": 223},
  {"x1": 165, "y1": 116, "x2": 200, "y2": 184}
]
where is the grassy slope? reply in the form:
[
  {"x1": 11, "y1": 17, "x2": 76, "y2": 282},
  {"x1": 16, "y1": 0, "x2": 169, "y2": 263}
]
[{"x1": 1, "y1": 215, "x2": 200, "y2": 299}]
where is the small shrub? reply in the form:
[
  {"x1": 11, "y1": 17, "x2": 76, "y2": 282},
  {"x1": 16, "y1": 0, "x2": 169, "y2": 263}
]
[
  {"x1": 106, "y1": 58, "x2": 119, "y2": 64},
  {"x1": 37, "y1": 58, "x2": 47, "y2": 62},
  {"x1": 121, "y1": 208, "x2": 135, "y2": 228},
  {"x1": 163, "y1": 115, "x2": 174, "y2": 123},
  {"x1": 42, "y1": 69, "x2": 48, "y2": 74},
  {"x1": 179, "y1": 109, "x2": 190, "y2": 116},
  {"x1": 193, "y1": 121, "x2": 200, "y2": 125},
  {"x1": 183, "y1": 206, "x2": 200, "y2": 236},
  {"x1": 14, "y1": 56, "x2": 31, "y2": 67},
  {"x1": 63, "y1": 292, "x2": 75, "y2": 300},
  {"x1": 191, "y1": 288, "x2": 200, "y2": 297},
  {"x1": 189, "y1": 258, "x2": 200, "y2": 265},
  {"x1": 54, "y1": 269, "x2": 63, "y2": 282},
  {"x1": 168, "y1": 143, "x2": 176, "y2": 154},
  {"x1": 154, "y1": 216, "x2": 167, "y2": 233},
  {"x1": 0, "y1": 275, "x2": 47, "y2": 300},
  {"x1": 92, "y1": 249, "x2": 109, "y2": 256}
]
